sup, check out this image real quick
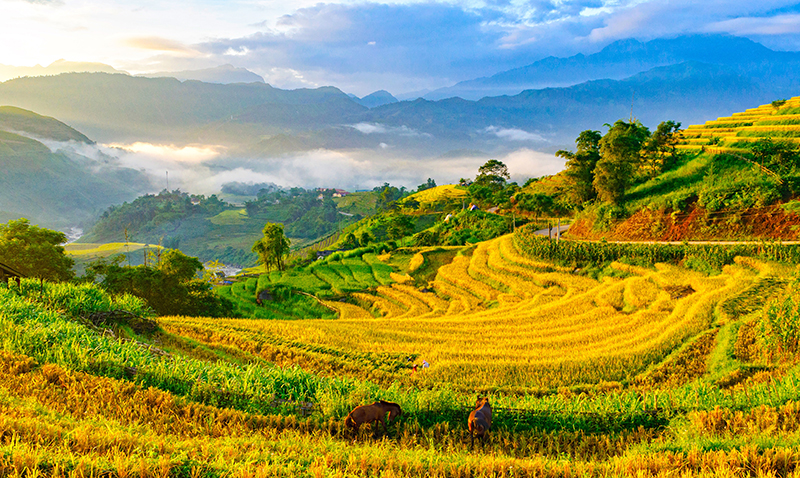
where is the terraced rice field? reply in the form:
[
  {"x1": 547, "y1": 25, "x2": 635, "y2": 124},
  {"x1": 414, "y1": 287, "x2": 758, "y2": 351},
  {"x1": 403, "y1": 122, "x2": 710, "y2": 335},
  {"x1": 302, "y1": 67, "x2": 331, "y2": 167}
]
[
  {"x1": 400, "y1": 184, "x2": 469, "y2": 211},
  {"x1": 163, "y1": 233, "x2": 790, "y2": 391},
  {"x1": 677, "y1": 96, "x2": 800, "y2": 154}
]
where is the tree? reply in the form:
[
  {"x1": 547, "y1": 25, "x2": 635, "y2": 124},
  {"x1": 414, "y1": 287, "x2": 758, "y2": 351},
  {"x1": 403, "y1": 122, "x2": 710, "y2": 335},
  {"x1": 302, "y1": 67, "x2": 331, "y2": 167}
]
[
  {"x1": 475, "y1": 159, "x2": 510, "y2": 189},
  {"x1": 386, "y1": 215, "x2": 414, "y2": 240},
  {"x1": 749, "y1": 137, "x2": 800, "y2": 175},
  {"x1": 416, "y1": 178, "x2": 437, "y2": 192},
  {"x1": 515, "y1": 192, "x2": 556, "y2": 217},
  {"x1": 342, "y1": 232, "x2": 359, "y2": 249},
  {"x1": 86, "y1": 249, "x2": 234, "y2": 317},
  {"x1": 375, "y1": 183, "x2": 407, "y2": 211},
  {"x1": 252, "y1": 223, "x2": 290, "y2": 272},
  {"x1": 159, "y1": 249, "x2": 203, "y2": 281},
  {"x1": 643, "y1": 121, "x2": 681, "y2": 176},
  {"x1": 0, "y1": 219, "x2": 74, "y2": 283},
  {"x1": 593, "y1": 120, "x2": 651, "y2": 204},
  {"x1": 358, "y1": 231, "x2": 373, "y2": 247},
  {"x1": 558, "y1": 130, "x2": 601, "y2": 205}
]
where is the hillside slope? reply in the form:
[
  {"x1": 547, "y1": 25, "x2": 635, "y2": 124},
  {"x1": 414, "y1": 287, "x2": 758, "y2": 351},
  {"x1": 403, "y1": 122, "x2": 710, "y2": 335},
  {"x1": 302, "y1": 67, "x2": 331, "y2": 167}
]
[
  {"x1": 568, "y1": 96, "x2": 800, "y2": 241},
  {"x1": 0, "y1": 107, "x2": 151, "y2": 229}
]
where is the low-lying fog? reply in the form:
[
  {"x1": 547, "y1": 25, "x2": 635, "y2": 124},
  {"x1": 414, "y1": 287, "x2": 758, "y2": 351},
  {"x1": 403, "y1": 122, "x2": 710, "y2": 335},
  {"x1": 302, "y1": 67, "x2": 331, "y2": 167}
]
[{"x1": 46, "y1": 139, "x2": 566, "y2": 195}]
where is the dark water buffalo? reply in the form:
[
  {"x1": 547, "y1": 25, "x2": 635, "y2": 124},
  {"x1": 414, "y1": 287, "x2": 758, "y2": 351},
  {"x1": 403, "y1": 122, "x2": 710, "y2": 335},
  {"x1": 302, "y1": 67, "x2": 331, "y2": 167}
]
[
  {"x1": 468, "y1": 397, "x2": 492, "y2": 449},
  {"x1": 345, "y1": 400, "x2": 402, "y2": 437}
]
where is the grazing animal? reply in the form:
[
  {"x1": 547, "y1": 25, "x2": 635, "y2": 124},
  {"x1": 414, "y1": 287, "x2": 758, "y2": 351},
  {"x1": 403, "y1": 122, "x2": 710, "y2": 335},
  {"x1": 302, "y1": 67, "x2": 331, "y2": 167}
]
[
  {"x1": 468, "y1": 397, "x2": 492, "y2": 449},
  {"x1": 345, "y1": 400, "x2": 402, "y2": 437}
]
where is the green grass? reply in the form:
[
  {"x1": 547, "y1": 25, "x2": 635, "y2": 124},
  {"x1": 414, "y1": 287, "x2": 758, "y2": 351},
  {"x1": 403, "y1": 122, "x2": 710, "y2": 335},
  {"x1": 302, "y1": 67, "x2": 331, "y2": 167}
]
[{"x1": 208, "y1": 208, "x2": 249, "y2": 226}]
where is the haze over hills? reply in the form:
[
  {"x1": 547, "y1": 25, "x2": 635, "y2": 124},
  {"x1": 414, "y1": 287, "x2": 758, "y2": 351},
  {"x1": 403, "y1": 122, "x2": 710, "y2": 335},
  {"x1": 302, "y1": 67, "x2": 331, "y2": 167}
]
[
  {"x1": 0, "y1": 40, "x2": 791, "y2": 156},
  {"x1": 138, "y1": 64, "x2": 265, "y2": 84},
  {"x1": 0, "y1": 59, "x2": 127, "y2": 82},
  {"x1": 423, "y1": 35, "x2": 800, "y2": 101},
  {"x1": 0, "y1": 60, "x2": 267, "y2": 85},
  {"x1": 0, "y1": 107, "x2": 152, "y2": 229}
]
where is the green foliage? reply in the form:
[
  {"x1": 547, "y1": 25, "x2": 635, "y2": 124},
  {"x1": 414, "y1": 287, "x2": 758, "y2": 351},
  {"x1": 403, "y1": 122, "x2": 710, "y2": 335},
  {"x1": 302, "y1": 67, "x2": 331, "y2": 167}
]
[
  {"x1": 758, "y1": 278, "x2": 800, "y2": 356},
  {"x1": 643, "y1": 120, "x2": 682, "y2": 176},
  {"x1": 252, "y1": 223, "x2": 291, "y2": 273},
  {"x1": 414, "y1": 210, "x2": 514, "y2": 246},
  {"x1": 514, "y1": 192, "x2": 565, "y2": 216},
  {"x1": 244, "y1": 187, "x2": 357, "y2": 239},
  {"x1": 85, "y1": 190, "x2": 230, "y2": 244},
  {"x1": 85, "y1": 249, "x2": 234, "y2": 317},
  {"x1": 386, "y1": 214, "x2": 415, "y2": 240},
  {"x1": 0, "y1": 218, "x2": 74, "y2": 282},
  {"x1": 747, "y1": 137, "x2": 800, "y2": 175},
  {"x1": 475, "y1": 159, "x2": 510, "y2": 189},
  {"x1": 558, "y1": 130, "x2": 601, "y2": 205},
  {"x1": 593, "y1": 120, "x2": 651, "y2": 204},
  {"x1": 416, "y1": 178, "x2": 437, "y2": 192},
  {"x1": 373, "y1": 183, "x2": 408, "y2": 211}
]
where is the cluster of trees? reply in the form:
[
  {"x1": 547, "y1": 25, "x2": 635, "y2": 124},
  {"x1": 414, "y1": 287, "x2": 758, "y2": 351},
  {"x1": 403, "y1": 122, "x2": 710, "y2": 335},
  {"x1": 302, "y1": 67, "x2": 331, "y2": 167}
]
[
  {"x1": 86, "y1": 190, "x2": 229, "y2": 242},
  {"x1": 467, "y1": 160, "x2": 522, "y2": 208},
  {"x1": 86, "y1": 249, "x2": 234, "y2": 317},
  {"x1": 0, "y1": 219, "x2": 74, "y2": 283},
  {"x1": 749, "y1": 137, "x2": 800, "y2": 177},
  {"x1": 413, "y1": 210, "x2": 515, "y2": 246},
  {"x1": 245, "y1": 187, "x2": 354, "y2": 239},
  {"x1": 557, "y1": 120, "x2": 682, "y2": 206},
  {"x1": 0, "y1": 218, "x2": 233, "y2": 317}
]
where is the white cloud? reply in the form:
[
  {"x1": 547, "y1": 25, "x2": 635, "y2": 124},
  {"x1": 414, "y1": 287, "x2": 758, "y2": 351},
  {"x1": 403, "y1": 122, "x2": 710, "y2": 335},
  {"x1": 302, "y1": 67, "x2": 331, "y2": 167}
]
[
  {"x1": 705, "y1": 14, "x2": 800, "y2": 36},
  {"x1": 106, "y1": 142, "x2": 222, "y2": 164},
  {"x1": 348, "y1": 122, "x2": 429, "y2": 137},
  {"x1": 484, "y1": 126, "x2": 549, "y2": 142},
  {"x1": 351, "y1": 123, "x2": 387, "y2": 134},
  {"x1": 224, "y1": 46, "x2": 250, "y2": 56}
]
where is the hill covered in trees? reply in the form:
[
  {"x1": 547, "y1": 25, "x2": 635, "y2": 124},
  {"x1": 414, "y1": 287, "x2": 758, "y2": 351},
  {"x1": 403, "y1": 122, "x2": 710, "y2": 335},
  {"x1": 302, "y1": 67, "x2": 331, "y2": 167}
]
[
  {"x1": 513, "y1": 97, "x2": 800, "y2": 241},
  {"x1": 0, "y1": 107, "x2": 152, "y2": 229}
]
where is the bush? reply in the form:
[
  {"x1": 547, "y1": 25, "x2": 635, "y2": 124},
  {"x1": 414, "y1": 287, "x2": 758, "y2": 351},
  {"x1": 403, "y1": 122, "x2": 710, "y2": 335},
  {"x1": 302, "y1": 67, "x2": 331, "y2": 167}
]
[{"x1": 759, "y1": 280, "x2": 800, "y2": 356}]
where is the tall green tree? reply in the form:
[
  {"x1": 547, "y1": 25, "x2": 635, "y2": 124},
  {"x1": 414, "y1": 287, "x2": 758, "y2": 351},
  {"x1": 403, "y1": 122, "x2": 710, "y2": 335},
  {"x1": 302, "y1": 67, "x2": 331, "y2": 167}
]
[
  {"x1": 643, "y1": 120, "x2": 681, "y2": 176},
  {"x1": 593, "y1": 120, "x2": 650, "y2": 204},
  {"x1": 475, "y1": 159, "x2": 510, "y2": 189},
  {"x1": 0, "y1": 218, "x2": 74, "y2": 283},
  {"x1": 252, "y1": 223, "x2": 290, "y2": 272},
  {"x1": 557, "y1": 130, "x2": 602, "y2": 205}
]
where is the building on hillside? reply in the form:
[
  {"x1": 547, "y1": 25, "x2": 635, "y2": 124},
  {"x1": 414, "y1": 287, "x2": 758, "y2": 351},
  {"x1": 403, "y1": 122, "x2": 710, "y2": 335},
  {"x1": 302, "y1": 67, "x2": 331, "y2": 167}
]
[
  {"x1": 316, "y1": 188, "x2": 351, "y2": 198},
  {"x1": 0, "y1": 261, "x2": 24, "y2": 286}
]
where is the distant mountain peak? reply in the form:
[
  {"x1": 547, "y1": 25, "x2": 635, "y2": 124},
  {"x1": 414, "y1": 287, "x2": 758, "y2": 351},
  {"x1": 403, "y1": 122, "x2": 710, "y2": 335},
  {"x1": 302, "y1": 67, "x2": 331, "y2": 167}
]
[
  {"x1": 140, "y1": 64, "x2": 265, "y2": 84},
  {"x1": 423, "y1": 33, "x2": 794, "y2": 101},
  {"x1": 353, "y1": 90, "x2": 398, "y2": 108},
  {"x1": 0, "y1": 60, "x2": 126, "y2": 82}
]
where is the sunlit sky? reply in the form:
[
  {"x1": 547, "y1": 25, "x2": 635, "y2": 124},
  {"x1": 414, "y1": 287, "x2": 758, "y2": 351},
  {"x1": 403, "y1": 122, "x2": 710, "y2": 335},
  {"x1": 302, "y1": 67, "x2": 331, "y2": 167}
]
[{"x1": 2, "y1": 0, "x2": 800, "y2": 95}]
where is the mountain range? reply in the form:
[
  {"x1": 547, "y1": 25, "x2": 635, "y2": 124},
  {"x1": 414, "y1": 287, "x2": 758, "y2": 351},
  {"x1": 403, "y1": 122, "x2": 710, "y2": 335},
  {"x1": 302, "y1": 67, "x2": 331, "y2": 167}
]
[
  {"x1": 0, "y1": 35, "x2": 793, "y2": 156},
  {"x1": 0, "y1": 60, "x2": 268, "y2": 85},
  {"x1": 423, "y1": 34, "x2": 800, "y2": 101}
]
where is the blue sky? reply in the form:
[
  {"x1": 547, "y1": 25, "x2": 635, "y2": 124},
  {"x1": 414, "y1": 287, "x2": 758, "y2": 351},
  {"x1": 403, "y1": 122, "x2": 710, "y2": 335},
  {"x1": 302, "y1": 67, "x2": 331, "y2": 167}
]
[{"x1": 2, "y1": 0, "x2": 800, "y2": 95}]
